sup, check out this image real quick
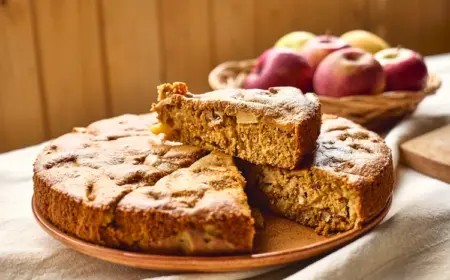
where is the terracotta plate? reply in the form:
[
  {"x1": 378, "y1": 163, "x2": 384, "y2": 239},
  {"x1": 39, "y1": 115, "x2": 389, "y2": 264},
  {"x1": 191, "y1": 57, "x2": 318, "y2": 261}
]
[{"x1": 32, "y1": 195, "x2": 391, "y2": 272}]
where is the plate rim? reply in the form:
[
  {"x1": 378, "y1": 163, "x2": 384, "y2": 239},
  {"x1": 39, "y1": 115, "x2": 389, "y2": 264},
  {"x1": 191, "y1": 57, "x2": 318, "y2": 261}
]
[{"x1": 32, "y1": 194, "x2": 392, "y2": 272}]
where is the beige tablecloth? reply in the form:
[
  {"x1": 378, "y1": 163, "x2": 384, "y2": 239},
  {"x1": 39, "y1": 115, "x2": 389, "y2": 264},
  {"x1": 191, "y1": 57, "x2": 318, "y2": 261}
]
[{"x1": 1, "y1": 55, "x2": 450, "y2": 280}]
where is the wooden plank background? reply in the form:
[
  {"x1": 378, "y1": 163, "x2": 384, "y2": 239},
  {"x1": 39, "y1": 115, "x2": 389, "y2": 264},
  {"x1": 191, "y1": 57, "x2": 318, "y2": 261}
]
[{"x1": 1, "y1": 0, "x2": 449, "y2": 152}]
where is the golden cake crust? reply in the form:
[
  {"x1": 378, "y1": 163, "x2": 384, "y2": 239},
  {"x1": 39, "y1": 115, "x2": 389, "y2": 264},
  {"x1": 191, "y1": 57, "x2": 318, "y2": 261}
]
[
  {"x1": 155, "y1": 82, "x2": 321, "y2": 131},
  {"x1": 33, "y1": 113, "x2": 254, "y2": 255},
  {"x1": 313, "y1": 114, "x2": 392, "y2": 181},
  {"x1": 111, "y1": 151, "x2": 254, "y2": 253}
]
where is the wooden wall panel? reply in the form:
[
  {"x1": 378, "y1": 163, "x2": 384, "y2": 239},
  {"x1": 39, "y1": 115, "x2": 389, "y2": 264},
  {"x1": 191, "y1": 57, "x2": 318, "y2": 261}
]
[
  {"x1": 313, "y1": 0, "x2": 368, "y2": 35},
  {"x1": 254, "y1": 0, "x2": 299, "y2": 54},
  {"x1": 368, "y1": 0, "x2": 450, "y2": 55},
  {"x1": 415, "y1": 0, "x2": 450, "y2": 56},
  {"x1": 160, "y1": 0, "x2": 211, "y2": 93},
  {"x1": 368, "y1": 0, "x2": 420, "y2": 52},
  {"x1": 0, "y1": 0, "x2": 46, "y2": 152},
  {"x1": 100, "y1": 0, "x2": 161, "y2": 115},
  {"x1": 211, "y1": 0, "x2": 255, "y2": 64},
  {"x1": 32, "y1": 0, "x2": 107, "y2": 137}
]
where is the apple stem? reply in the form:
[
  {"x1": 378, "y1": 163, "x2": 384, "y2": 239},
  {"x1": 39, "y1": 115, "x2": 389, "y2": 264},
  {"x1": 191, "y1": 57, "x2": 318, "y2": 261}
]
[
  {"x1": 325, "y1": 29, "x2": 332, "y2": 36},
  {"x1": 396, "y1": 45, "x2": 402, "y2": 54}
]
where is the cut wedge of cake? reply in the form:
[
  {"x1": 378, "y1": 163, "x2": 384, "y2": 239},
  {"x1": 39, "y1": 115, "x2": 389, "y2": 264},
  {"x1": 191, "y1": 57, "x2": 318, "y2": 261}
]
[
  {"x1": 151, "y1": 82, "x2": 321, "y2": 169},
  {"x1": 245, "y1": 114, "x2": 394, "y2": 234},
  {"x1": 33, "y1": 113, "x2": 254, "y2": 255},
  {"x1": 111, "y1": 151, "x2": 254, "y2": 254}
]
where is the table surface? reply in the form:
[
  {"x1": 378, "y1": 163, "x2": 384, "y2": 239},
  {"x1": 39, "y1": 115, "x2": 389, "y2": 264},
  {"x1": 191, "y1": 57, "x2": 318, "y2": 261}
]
[
  {"x1": 425, "y1": 53, "x2": 450, "y2": 86},
  {"x1": 1, "y1": 53, "x2": 450, "y2": 280}
]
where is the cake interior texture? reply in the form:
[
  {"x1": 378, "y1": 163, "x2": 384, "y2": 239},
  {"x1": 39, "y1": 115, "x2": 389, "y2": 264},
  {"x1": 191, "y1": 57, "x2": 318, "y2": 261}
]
[
  {"x1": 158, "y1": 106, "x2": 319, "y2": 170},
  {"x1": 153, "y1": 83, "x2": 321, "y2": 169},
  {"x1": 249, "y1": 167, "x2": 366, "y2": 234},
  {"x1": 246, "y1": 114, "x2": 394, "y2": 234}
]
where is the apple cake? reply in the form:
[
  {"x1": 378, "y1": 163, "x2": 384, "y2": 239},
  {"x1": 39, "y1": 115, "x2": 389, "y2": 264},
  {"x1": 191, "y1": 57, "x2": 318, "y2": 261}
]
[
  {"x1": 33, "y1": 112, "x2": 393, "y2": 255},
  {"x1": 151, "y1": 82, "x2": 321, "y2": 169},
  {"x1": 33, "y1": 114, "x2": 255, "y2": 255},
  {"x1": 245, "y1": 114, "x2": 394, "y2": 234}
]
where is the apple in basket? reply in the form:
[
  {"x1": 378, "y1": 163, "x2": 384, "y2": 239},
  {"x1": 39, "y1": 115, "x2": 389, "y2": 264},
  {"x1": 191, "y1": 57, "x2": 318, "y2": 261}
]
[
  {"x1": 340, "y1": 30, "x2": 390, "y2": 54},
  {"x1": 300, "y1": 35, "x2": 350, "y2": 71},
  {"x1": 313, "y1": 47, "x2": 386, "y2": 97},
  {"x1": 274, "y1": 31, "x2": 316, "y2": 52},
  {"x1": 375, "y1": 47, "x2": 428, "y2": 91},
  {"x1": 243, "y1": 48, "x2": 313, "y2": 92}
]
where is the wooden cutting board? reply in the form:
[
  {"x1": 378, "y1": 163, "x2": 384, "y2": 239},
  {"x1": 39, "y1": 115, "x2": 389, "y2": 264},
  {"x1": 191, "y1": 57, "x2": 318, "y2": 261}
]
[{"x1": 400, "y1": 124, "x2": 450, "y2": 183}]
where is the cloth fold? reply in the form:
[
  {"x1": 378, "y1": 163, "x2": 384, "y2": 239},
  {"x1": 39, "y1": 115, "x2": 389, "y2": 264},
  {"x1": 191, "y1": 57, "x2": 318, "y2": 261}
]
[{"x1": 1, "y1": 58, "x2": 449, "y2": 280}]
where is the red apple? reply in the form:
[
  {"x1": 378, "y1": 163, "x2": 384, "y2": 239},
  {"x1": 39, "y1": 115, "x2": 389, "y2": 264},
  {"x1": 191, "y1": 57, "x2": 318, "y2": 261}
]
[
  {"x1": 243, "y1": 48, "x2": 313, "y2": 92},
  {"x1": 313, "y1": 48, "x2": 385, "y2": 97},
  {"x1": 375, "y1": 47, "x2": 428, "y2": 91},
  {"x1": 300, "y1": 35, "x2": 350, "y2": 71}
]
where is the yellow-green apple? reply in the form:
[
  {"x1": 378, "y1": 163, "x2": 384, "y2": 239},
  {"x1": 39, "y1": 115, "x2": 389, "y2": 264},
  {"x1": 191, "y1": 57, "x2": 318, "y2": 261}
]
[
  {"x1": 313, "y1": 48, "x2": 385, "y2": 97},
  {"x1": 375, "y1": 47, "x2": 428, "y2": 91},
  {"x1": 300, "y1": 35, "x2": 350, "y2": 71},
  {"x1": 243, "y1": 48, "x2": 313, "y2": 92},
  {"x1": 341, "y1": 30, "x2": 389, "y2": 54},
  {"x1": 274, "y1": 31, "x2": 316, "y2": 52}
]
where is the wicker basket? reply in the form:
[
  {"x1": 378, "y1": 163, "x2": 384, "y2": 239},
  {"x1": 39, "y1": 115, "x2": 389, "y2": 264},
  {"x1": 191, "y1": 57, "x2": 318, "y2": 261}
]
[{"x1": 208, "y1": 59, "x2": 441, "y2": 131}]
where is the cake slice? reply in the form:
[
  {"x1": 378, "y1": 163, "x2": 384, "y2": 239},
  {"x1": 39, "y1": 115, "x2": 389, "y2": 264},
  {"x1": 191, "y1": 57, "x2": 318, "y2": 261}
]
[
  {"x1": 111, "y1": 151, "x2": 255, "y2": 254},
  {"x1": 151, "y1": 82, "x2": 321, "y2": 169},
  {"x1": 245, "y1": 114, "x2": 394, "y2": 234}
]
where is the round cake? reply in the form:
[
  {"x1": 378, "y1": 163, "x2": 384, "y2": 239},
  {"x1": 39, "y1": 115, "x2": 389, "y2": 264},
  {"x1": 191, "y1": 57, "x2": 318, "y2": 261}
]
[{"x1": 33, "y1": 113, "x2": 393, "y2": 255}]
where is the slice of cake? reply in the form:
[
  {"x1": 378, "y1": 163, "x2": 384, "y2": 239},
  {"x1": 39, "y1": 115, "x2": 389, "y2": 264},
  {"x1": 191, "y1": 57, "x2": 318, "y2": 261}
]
[
  {"x1": 245, "y1": 114, "x2": 394, "y2": 234},
  {"x1": 111, "y1": 151, "x2": 255, "y2": 254},
  {"x1": 151, "y1": 82, "x2": 321, "y2": 170}
]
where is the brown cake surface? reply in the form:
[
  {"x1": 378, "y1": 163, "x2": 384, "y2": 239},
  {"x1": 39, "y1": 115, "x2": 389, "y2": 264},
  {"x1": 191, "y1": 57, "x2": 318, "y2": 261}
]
[
  {"x1": 247, "y1": 114, "x2": 394, "y2": 234},
  {"x1": 33, "y1": 113, "x2": 254, "y2": 255},
  {"x1": 151, "y1": 82, "x2": 321, "y2": 169}
]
